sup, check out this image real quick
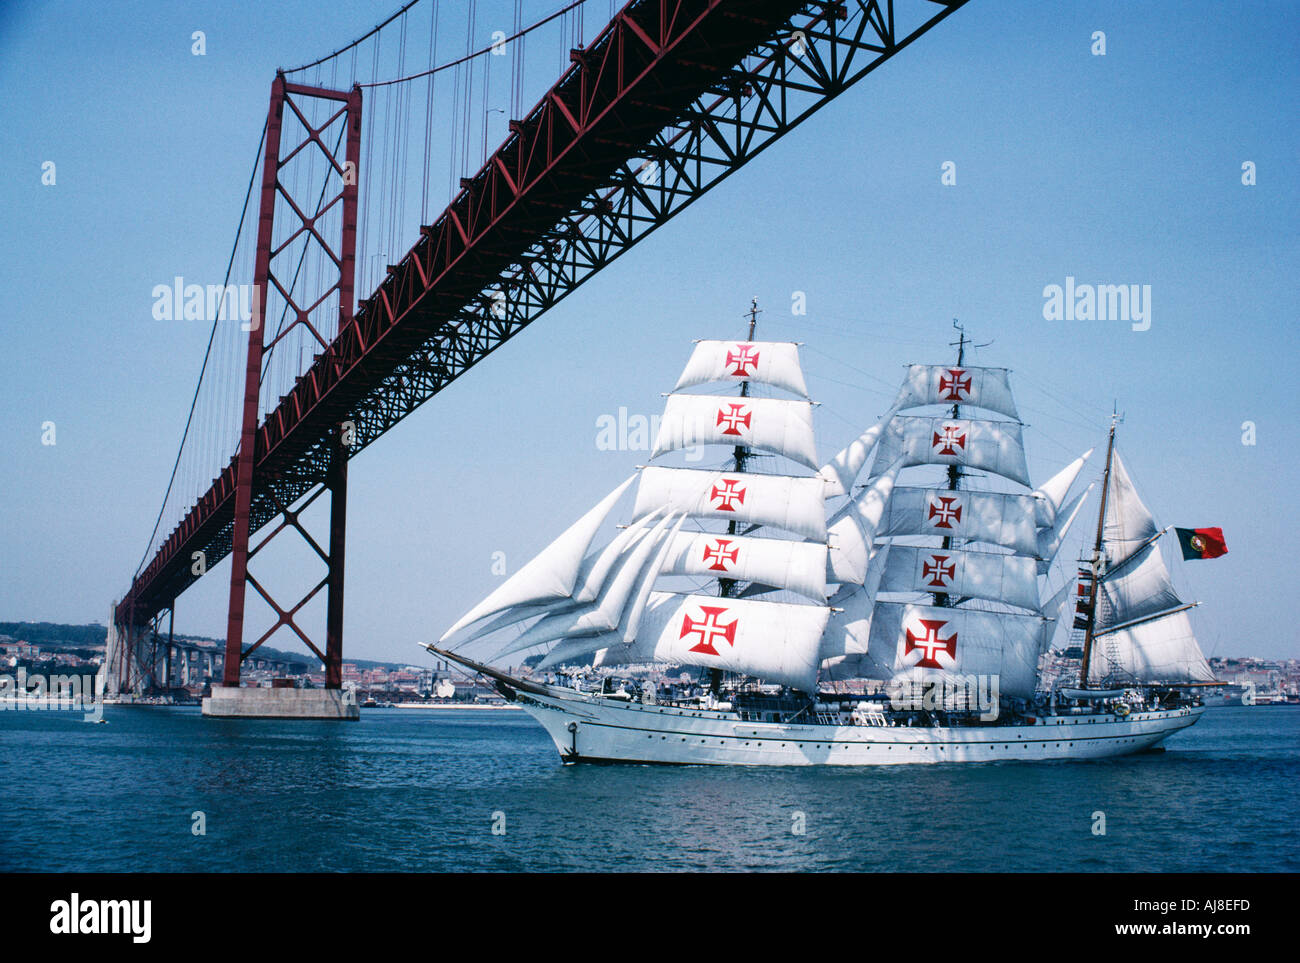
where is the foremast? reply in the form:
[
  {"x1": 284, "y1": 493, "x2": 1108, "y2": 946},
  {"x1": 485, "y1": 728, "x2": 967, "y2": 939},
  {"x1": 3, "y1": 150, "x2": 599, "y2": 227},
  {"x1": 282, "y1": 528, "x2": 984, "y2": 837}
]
[{"x1": 712, "y1": 299, "x2": 761, "y2": 693}]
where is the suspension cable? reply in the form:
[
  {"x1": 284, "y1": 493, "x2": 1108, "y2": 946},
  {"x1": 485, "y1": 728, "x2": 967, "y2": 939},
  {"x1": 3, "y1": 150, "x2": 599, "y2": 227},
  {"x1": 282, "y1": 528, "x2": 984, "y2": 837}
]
[
  {"x1": 282, "y1": 0, "x2": 422, "y2": 75},
  {"x1": 133, "y1": 121, "x2": 267, "y2": 579},
  {"x1": 360, "y1": 0, "x2": 589, "y2": 89}
]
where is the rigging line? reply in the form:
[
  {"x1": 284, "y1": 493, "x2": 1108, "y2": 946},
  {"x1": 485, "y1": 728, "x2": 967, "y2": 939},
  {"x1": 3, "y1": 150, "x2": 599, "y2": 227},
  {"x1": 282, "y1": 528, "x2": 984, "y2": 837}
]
[
  {"x1": 133, "y1": 120, "x2": 268, "y2": 580},
  {"x1": 359, "y1": 33, "x2": 383, "y2": 295},
  {"x1": 511, "y1": 0, "x2": 523, "y2": 119},
  {"x1": 394, "y1": 13, "x2": 411, "y2": 260},
  {"x1": 420, "y1": 0, "x2": 439, "y2": 221},
  {"x1": 461, "y1": 0, "x2": 476, "y2": 181},
  {"x1": 358, "y1": 0, "x2": 589, "y2": 89},
  {"x1": 282, "y1": 0, "x2": 423, "y2": 75},
  {"x1": 800, "y1": 343, "x2": 900, "y2": 393},
  {"x1": 1016, "y1": 373, "x2": 1109, "y2": 432}
]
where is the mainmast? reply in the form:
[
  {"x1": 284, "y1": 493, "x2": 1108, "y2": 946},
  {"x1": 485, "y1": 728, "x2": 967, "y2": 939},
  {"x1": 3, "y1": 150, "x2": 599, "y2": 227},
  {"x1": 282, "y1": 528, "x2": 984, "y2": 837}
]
[
  {"x1": 934, "y1": 320, "x2": 968, "y2": 607},
  {"x1": 710, "y1": 298, "x2": 760, "y2": 693},
  {"x1": 1078, "y1": 411, "x2": 1119, "y2": 688}
]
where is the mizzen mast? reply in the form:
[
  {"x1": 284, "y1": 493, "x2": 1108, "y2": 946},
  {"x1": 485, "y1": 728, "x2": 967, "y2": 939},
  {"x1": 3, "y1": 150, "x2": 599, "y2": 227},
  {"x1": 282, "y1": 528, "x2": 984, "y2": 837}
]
[{"x1": 1078, "y1": 411, "x2": 1119, "y2": 688}]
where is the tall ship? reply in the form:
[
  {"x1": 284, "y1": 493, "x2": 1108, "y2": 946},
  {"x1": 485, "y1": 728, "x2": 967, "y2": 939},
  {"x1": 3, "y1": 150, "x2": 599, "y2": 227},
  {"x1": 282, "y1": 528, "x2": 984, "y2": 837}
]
[{"x1": 425, "y1": 313, "x2": 1220, "y2": 765}]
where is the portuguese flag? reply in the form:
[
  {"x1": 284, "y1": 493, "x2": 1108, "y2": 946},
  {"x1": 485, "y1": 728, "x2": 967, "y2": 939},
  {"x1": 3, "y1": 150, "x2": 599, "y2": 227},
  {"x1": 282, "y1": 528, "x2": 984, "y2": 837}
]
[{"x1": 1175, "y1": 527, "x2": 1228, "y2": 560}]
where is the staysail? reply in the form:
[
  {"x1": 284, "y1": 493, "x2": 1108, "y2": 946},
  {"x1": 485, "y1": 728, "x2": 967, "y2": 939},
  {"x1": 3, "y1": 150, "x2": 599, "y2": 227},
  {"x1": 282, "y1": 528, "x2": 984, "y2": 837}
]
[
  {"x1": 1083, "y1": 444, "x2": 1216, "y2": 685},
  {"x1": 825, "y1": 458, "x2": 902, "y2": 585},
  {"x1": 818, "y1": 406, "x2": 898, "y2": 497},
  {"x1": 1033, "y1": 449, "x2": 1093, "y2": 527},
  {"x1": 441, "y1": 473, "x2": 637, "y2": 640}
]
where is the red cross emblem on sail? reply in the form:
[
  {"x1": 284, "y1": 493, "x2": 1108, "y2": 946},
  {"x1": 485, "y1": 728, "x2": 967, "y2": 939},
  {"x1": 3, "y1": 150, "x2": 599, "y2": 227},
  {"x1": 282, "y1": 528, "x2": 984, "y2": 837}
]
[
  {"x1": 716, "y1": 403, "x2": 752, "y2": 437},
  {"x1": 702, "y1": 538, "x2": 740, "y2": 572},
  {"x1": 680, "y1": 605, "x2": 739, "y2": 656},
  {"x1": 726, "y1": 343, "x2": 761, "y2": 377},
  {"x1": 932, "y1": 423, "x2": 967, "y2": 456},
  {"x1": 939, "y1": 368, "x2": 972, "y2": 401},
  {"x1": 922, "y1": 553, "x2": 956, "y2": 588},
  {"x1": 904, "y1": 618, "x2": 957, "y2": 669},
  {"x1": 927, "y1": 495, "x2": 963, "y2": 529},
  {"x1": 710, "y1": 478, "x2": 747, "y2": 512}
]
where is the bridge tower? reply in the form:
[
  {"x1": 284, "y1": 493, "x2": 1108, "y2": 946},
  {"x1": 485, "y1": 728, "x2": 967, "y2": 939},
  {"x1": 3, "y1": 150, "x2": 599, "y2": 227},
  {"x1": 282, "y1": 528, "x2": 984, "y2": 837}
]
[{"x1": 205, "y1": 74, "x2": 362, "y2": 718}]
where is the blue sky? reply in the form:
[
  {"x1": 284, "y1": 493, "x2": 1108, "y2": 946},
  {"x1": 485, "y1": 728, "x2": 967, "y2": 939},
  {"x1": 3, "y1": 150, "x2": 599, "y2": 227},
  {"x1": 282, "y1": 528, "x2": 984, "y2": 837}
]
[{"x1": 1, "y1": 0, "x2": 1296, "y2": 664}]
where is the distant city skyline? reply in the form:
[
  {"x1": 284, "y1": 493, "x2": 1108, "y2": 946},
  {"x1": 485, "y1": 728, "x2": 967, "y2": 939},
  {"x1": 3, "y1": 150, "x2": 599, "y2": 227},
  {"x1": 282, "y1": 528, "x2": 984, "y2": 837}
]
[{"x1": 2, "y1": 0, "x2": 1296, "y2": 663}]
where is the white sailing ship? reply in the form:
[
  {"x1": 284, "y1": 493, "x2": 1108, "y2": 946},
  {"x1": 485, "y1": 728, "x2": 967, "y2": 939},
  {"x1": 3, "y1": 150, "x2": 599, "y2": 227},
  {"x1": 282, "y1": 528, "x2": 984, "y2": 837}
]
[{"x1": 424, "y1": 315, "x2": 1218, "y2": 765}]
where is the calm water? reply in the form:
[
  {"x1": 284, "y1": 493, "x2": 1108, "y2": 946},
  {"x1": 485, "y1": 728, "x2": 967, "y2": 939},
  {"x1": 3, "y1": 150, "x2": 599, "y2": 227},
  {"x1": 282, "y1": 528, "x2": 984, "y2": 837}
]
[{"x1": 1, "y1": 704, "x2": 1296, "y2": 872}]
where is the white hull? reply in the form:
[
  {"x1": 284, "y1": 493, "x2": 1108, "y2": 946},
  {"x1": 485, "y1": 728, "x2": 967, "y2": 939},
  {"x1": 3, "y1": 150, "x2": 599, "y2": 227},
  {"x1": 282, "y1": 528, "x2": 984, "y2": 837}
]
[{"x1": 517, "y1": 686, "x2": 1204, "y2": 766}]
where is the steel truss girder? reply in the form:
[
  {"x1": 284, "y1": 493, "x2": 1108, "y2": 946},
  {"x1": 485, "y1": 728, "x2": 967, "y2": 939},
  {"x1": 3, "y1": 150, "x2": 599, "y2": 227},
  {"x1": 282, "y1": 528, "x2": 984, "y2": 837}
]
[{"x1": 119, "y1": 0, "x2": 969, "y2": 627}]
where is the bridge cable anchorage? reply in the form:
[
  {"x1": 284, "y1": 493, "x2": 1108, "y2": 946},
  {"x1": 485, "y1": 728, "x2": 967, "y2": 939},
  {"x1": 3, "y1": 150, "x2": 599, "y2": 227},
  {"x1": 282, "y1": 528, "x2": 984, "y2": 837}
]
[{"x1": 133, "y1": 120, "x2": 267, "y2": 581}]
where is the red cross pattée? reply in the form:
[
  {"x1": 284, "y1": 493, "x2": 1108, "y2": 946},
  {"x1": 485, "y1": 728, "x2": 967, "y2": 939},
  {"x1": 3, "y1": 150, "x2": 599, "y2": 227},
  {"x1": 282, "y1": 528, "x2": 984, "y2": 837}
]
[
  {"x1": 716, "y1": 403, "x2": 753, "y2": 436},
  {"x1": 726, "y1": 343, "x2": 761, "y2": 377},
  {"x1": 932, "y1": 423, "x2": 968, "y2": 456},
  {"x1": 904, "y1": 618, "x2": 957, "y2": 669},
  {"x1": 927, "y1": 494, "x2": 963, "y2": 529},
  {"x1": 939, "y1": 368, "x2": 972, "y2": 401},
  {"x1": 680, "y1": 605, "x2": 739, "y2": 656},
  {"x1": 922, "y1": 553, "x2": 956, "y2": 588},
  {"x1": 702, "y1": 538, "x2": 740, "y2": 572},
  {"x1": 710, "y1": 478, "x2": 747, "y2": 511}
]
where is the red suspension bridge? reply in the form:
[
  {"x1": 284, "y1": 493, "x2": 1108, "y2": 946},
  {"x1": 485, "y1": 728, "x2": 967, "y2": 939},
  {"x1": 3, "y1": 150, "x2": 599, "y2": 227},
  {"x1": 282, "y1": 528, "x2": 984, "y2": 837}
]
[{"x1": 105, "y1": 0, "x2": 971, "y2": 706}]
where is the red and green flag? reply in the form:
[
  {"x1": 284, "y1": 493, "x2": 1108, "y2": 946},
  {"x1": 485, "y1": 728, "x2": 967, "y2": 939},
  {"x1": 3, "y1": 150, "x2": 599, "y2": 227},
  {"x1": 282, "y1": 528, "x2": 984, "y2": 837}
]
[{"x1": 1174, "y1": 527, "x2": 1228, "y2": 560}]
